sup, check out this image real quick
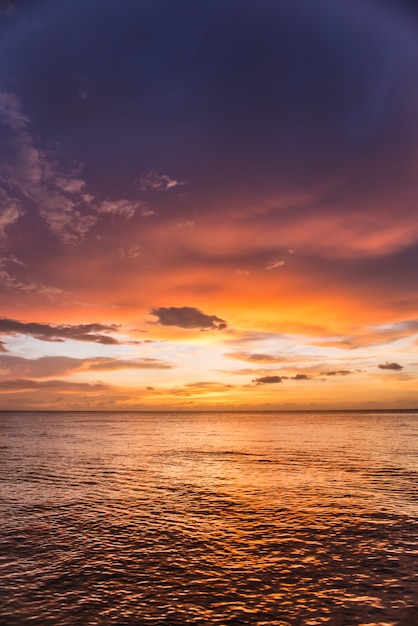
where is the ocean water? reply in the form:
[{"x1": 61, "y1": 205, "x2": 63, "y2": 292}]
[{"x1": 0, "y1": 410, "x2": 417, "y2": 626}]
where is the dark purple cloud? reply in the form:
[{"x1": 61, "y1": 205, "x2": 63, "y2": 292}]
[
  {"x1": 0, "y1": 318, "x2": 121, "y2": 344},
  {"x1": 252, "y1": 375, "x2": 282, "y2": 385},
  {"x1": 150, "y1": 307, "x2": 227, "y2": 330},
  {"x1": 378, "y1": 362, "x2": 403, "y2": 370}
]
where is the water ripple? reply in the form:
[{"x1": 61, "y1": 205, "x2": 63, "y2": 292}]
[{"x1": 1, "y1": 410, "x2": 417, "y2": 625}]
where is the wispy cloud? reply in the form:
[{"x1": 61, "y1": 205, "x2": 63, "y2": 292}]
[
  {"x1": 264, "y1": 249, "x2": 295, "y2": 271},
  {"x1": 137, "y1": 171, "x2": 186, "y2": 191},
  {"x1": 226, "y1": 365, "x2": 359, "y2": 381},
  {"x1": 225, "y1": 351, "x2": 299, "y2": 364},
  {"x1": 164, "y1": 381, "x2": 235, "y2": 397},
  {"x1": 0, "y1": 379, "x2": 109, "y2": 393},
  {"x1": 0, "y1": 354, "x2": 173, "y2": 378},
  {"x1": 314, "y1": 320, "x2": 418, "y2": 350},
  {"x1": 0, "y1": 254, "x2": 63, "y2": 298},
  {"x1": 113, "y1": 245, "x2": 142, "y2": 260},
  {"x1": 264, "y1": 259, "x2": 285, "y2": 270},
  {"x1": 0, "y1": 189, "x2": 21, "y2": 237},
  {"x1": 95, "y1": 199, "x2": 147, "y2": 219},
  {"x1": 0, "y1": 92, "x2": 148, "y2": 246},
  {"x1": 0, "y1": 92, "x2": 96, "y2": 245},
  {"x1": 86, "y1": 357, "x2": 172, "y2": 371}
]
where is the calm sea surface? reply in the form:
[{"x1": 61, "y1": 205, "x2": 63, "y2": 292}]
[{"x1": 1, "y1": 410, "x2": 417, "y2": 626}]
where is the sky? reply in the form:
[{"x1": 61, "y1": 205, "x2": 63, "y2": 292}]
[{"x1": 0, "y1": 0, "x2": 418, "y2": 410}]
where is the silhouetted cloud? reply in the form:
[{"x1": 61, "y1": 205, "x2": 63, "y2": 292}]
[
  {"x1": 378, "y1": 362, "x2": 403, "y2": 370},
  {"x1": 252, "y1": 375, "x2": 282, "y2": 385},
  {"x1": 0, "y1": 318, "x2": 121, "y2": 344},
  {"x1": 291, "y1": 374, "x2": 310, "y2": 380},
  {"x1": 150, "y1": 307, "x2": 227, "y2": 330},
  {"x1": 321, "y1": 370, "x2": 352, "y2": 376}
]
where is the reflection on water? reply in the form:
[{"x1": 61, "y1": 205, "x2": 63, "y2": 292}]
[{"x1": 1, "y1": 410, "x2": 417, "y2": 625}]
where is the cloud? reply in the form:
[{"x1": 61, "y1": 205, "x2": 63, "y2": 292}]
[
  {"x1": 137, "y1": 172, "x2": 186, "y2": 191},
  {"x1": 225, "y1": 352, "x2": 295, "y2": 364},
  {"x1": 166, "y1": 381, "x2": 235, "y2": 396},
  {"x1": 113, "y1": 245, "x2": 142, "y2": 260},
  {"x1": 0, "y1": 92, "x2": 152, "y2": 246},
  {"x1": 0, "y1": 379, "x2": 109, "y2": 393},
  {"x1": 315, "y1": 319, "x2": 418, "y2": 350},
  {"x1": 3, "y1": 0, "x2": 418, "y2": 265},
  {"x1": 0, "y1": 189, "x2": 21, "y2": 237},
  {"x1": 150, "y1": 306, "x2": 227, "y2": 330},
  {"x1": 0, "y1": 355, "x2": 81, "y2": 378},
  {"x1": 378, "y1": 362, "x2": 403, "y2": 370},
  {"x1": 85, "y1": 357, "x2": 172, "y2": 371},
  {"x1": 264, "y1": 250, "x2": 294, "y2": 271},
  {"x1": 0, "y1": 253, "x2": 63, "y2": 297},
  {"x1": 0, "y1": 318, "x2": 122, "y2": 344},
  {"x1": 175, "y1": 220, "x2": 195, "y2": 230},
  {"x1": 95, "y1": 200, "x2": 146, "y2": 219},
  {"x1": 264, "y1": 259, "x2": 285, "y2": 270},
  {"x1": 228, "y1": 365, "x2": 358, "y2": 380},
  {"x1": 0, "y1": 274, "x2": 62, "y2": 297},
  {"x1": 235, "y1": 269, "x2": 251, "y2": 276},
  {"x1": 0, "y1": 354, "x2": 173, "y2": 378},
  {"x1": 252, "y1": 375, "x2": 283, "y2": 385},
  {"x1": 140, "y1": 207, "x2": 155, "y2": 217},
  {"x1": 0, "y1": 91, "x2": 97, "y2": 245},
  {"x1": 221, "y1": 367, "x2": 283, "y2": 376}
]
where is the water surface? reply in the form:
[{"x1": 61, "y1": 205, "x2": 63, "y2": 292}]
[{"x1": 1, "y1": 410, "x2": 417, "y2": 625}]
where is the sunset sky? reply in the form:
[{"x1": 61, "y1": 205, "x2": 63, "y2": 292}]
[{"x1": 1, "y1": 0, "x2": 418, "y2": 410}]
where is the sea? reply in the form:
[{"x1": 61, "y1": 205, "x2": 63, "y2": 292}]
[{"x1": 0, "y1": 410, "x2": 417, "y2": 626}]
